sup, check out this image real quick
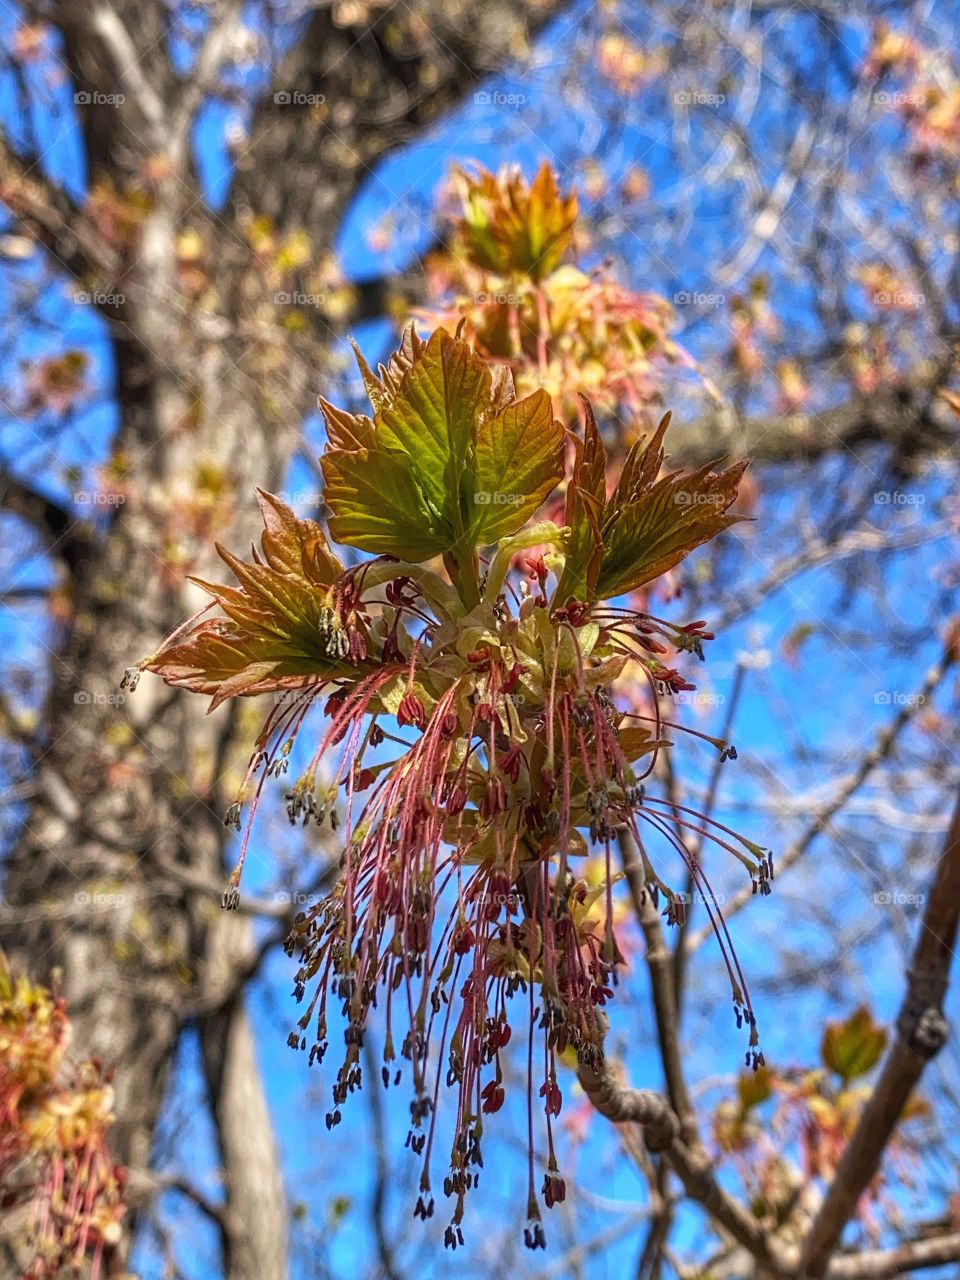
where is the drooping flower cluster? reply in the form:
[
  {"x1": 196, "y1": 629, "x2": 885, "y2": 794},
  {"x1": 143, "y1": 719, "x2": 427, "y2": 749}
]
[
  {"x1": 0, "y1": 952, "x2": 125, "y2": 1278},
  {"x1": 137, "y1": 325, "x2": 768, "y2": 1248}
]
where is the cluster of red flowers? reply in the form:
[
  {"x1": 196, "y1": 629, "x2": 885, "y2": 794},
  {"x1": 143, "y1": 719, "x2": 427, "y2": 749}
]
[{"x1": 138, "y1": 325, "x2": 767, "y2": 1247}]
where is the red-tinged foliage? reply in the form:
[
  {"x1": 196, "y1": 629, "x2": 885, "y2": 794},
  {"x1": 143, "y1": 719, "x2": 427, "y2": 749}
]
[
  {"x1": 135, "y1": 325, "x2": 766, "y2": 1249},
  {"x1": 713, "y1": 1007, "x2": 927, "y2": 1235},
  {"x1": 145, "y1": 488, "x2": 355, "y2": 708},
  {"x1": 0, "y1": 953, "x2": 125, "y2": 1277},
  {"x1": 421, "y1": 163, "x2": 696, "y2": 426}
]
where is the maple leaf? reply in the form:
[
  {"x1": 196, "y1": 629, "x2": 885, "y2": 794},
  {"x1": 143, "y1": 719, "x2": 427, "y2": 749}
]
[
  {"x1": 556, "y1": 410, "x2": 747, "y2": 603},
  {"x1": 135, "y1": 323, "x2": 767, "y2": 1250},
  {"x1": 554, "y1": 397, "x2": 607, "y2": 603},
  {"x1": 472, "y1": 386, "x2": 564, "y2": 542},
  {"x1": 821, "y1": 1005, "x2": 888, "y2": 1083},
  {"x1": 320, "y1": 326, "x2": 564, "y2": 565},
  {"x1": 600, "y1": 416, "x2": 747, "y2": 600},
  {"x1": 142, "y1": 491, "x2": 356, "y2": 709}
]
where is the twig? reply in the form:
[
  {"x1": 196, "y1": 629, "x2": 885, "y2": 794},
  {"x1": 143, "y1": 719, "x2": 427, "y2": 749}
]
[
  {"x1": 577, "y1": 1016, "x2": 790, "y2": 1275},
  {"x1": 827, "y1": 1231, "x2": 960, "y2": 1280},
  {"x1": 620, "y1": 831, "x2": 695, "y2": 1139},
  {"x1": 686, "y1": 640, "x2": 957, "y2": 952},
  {"x1": 90, "y1": 2, "x2": 167, "y2": 147},
  {"x1": 801, "y1": 785, "x2": 960, "y2": 1276}
]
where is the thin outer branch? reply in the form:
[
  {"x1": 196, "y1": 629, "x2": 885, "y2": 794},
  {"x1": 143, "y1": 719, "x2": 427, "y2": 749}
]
[
  {"x1": 89, "y1": 2, "x2": 167, "y2": 147},
  {"x1": 577, "y1": 1019, "x2": 789, "y2": 1274},
  {"x1": 619, "y1": 831, "x2": 696, "y2": 1139},
  {"x1": 0, "y1": 468, "x2": 96, "y2": 574},
  {"x1": 826, "y1": 1231, "x2": 960, "y2": 1280},
  {"x1": 801, "y1": 785, "x2": 960, "y2": 1276},
  {"x1": 170, "y1": 0, "x2": 244, "y2": 163},
  {"x1": 0, "y1": 130, "x2": 120, "y2": 286},
  {"x1": 671, "y1": 353, "x2": 957, "y2": 470},
  {"x1": 686, "y1": 640, "x2": 957, "y2": 951}
]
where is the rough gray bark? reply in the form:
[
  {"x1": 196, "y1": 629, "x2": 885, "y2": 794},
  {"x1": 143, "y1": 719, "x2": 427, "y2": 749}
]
[
  {"x1": 199, "y1": 916, "x2": 288, "y2": 1280},
  {"x1": 0, "y1": 0, "x2": 570, "y2": 1274}
]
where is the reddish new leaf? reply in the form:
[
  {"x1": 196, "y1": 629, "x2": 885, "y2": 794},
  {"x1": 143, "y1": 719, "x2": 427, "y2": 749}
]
[{"x1": 596, "y1": 415, "x2": 747, "y2": 598}]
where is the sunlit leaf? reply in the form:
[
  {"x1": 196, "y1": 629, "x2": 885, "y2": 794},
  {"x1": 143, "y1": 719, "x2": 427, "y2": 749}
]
[
  {"x1": 453, "y1": 160, "x2": 578, "y2": 281},
  {"x1": 143, "y1": 496, "x2": 359, "y2": 708},
  {"x1": 378, "y1": 328, "x2": 489, "y2": 528},
  {"x1": 472, "y1": 388, "x2": 563, "y2": 542},
  {"x1": 821, "y1": 1006, "x2": 888, "y2": 1082},
  {"x1": 321, "y1": 445, "x2": 454, "y2": 560},
  {"x1": 255, "y1": 489, "x2": 343, "y2": 583},
  {"x1": 555, "y1": 397, "x2": 607, "y2": 603},
  {"x1": 596, "y1": 414, "x2": 748, "y2": 598},
  {"x1": 738, "y1": 1065, "x2": 774, "y2": 1110},
  {"x1": 322, "y1": 327, "x2": 564, "y2": 563}
]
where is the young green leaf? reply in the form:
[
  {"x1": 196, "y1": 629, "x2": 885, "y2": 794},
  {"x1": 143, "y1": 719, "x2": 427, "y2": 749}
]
[
  {"x1": 377, "y1": 328, "x2": 489, "y2": 534},
  {"x1": 472, "y1": 387, "x2": 564, "y2": 543},
  {"x1": 454, "y1": 160, "x2": 579, "y2": 281},
  {"x1": 821, "y1": 1006, "x2": 888, "y2": 1083},
  {"x1": 321, "y1": 445, "x2": 454, "y2": 561},
  {"x1": 322, "y1": 326, "x2": 563, "y2": 566},
  {"x1": 142, "y1": 495, "x2": 359, "y2": 708}
]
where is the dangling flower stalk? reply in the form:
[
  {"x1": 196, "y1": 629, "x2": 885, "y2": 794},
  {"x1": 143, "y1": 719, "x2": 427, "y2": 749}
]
[{"x1": 134, "y1": 325, "x2": 769, "y2": 1248}]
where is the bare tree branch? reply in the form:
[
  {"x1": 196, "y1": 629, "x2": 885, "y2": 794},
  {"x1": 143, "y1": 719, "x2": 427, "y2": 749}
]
[
  {"x1": 687, "y1": 640, "x2": 958, "y2": 951},
  {"x1": 828, "y1": 1231, "x2": 960, "y2": 1280},
  {"x1": 620, "y1": 831, "x2": 696, "y2": 1139},
  {"x1": 577, "y1": 1017, "x2": 790, "y2": 1274},
  {"x1": 0, "y1": 129, "x2": 122, "y2": 292},
  {"x1": 88, "y1": 1, "x2": 168, "y2": 147},
  {"x1": 672, "y1": 354, "x2": 958, "y2": 470},
  {"x1": 801, "y1": 785, "x2": 960, "y2": 1276},
  {"x1": 0, "y1": 466, "x2": 96, "y2": 573}
]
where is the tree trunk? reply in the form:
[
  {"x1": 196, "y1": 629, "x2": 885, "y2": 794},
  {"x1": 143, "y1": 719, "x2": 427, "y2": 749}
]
[
  {"x1": 5, "y1": 228, "x2": 308, "y2": 1270},
  {"x1": 199, "y1": 916, "x2": 288, "y2": 1280}
]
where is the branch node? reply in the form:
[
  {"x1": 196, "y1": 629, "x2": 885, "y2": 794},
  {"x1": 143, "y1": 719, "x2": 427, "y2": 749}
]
[{"x1": 898, "y1": 966, "x2": 949, "y2": 1058}]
